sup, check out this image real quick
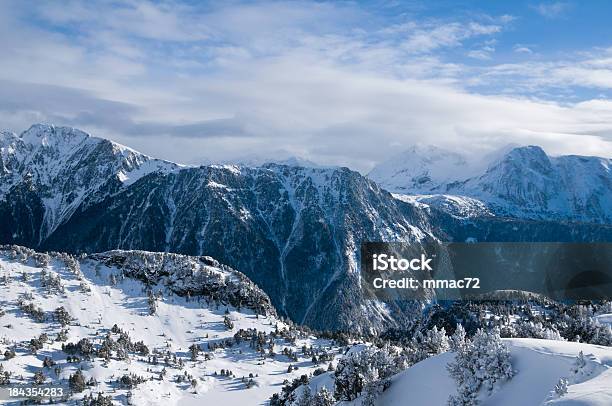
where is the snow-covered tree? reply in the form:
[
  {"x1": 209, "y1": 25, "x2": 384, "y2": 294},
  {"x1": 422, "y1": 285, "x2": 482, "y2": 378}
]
[
  {"x1": 450, "y1": 324, "x2": 467, "y2": 352},
  {"x1": 311, "y1": 387, "x2": 334, "y2": 406},
  {"x1": 295, "y1": 385, "x2": 312, "y2": 406},
  {"x1": 554, "y1": 378, "x2": 568, "y2": 397},
  {"x1": 69, "y1": 369, "x2": 87, "y2": 393},
  {"x1": 447, "y1": 328, "x2": 514, "y2": 405},
  {"x1": 334, "y1": 346, "x2": 396, "y2": 402}
]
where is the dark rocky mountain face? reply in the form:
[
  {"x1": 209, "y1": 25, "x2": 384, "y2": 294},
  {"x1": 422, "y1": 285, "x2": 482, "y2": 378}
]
[
  {"x1": 41, "y1": 164, "x2": 433, "y2": 332},
  {"x1": 2, "y1": 124, "x2": 612, "y2": 333}
]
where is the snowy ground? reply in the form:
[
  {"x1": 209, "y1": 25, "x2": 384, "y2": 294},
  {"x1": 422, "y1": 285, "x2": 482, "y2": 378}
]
[
  {"x1": 0, "y1": 247, "x2": 339, "y2": 405},
  {"x1": 3, "y1": 245, "x2": 612, "y2": 406},
  {"x1": 377, "y1": 338, "x2": 612, "y2": 406}
]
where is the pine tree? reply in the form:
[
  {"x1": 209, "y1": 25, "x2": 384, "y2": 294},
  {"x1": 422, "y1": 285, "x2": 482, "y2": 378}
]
[
  {"x1": 554, "y1": 378, "x2": 568, "y2": 397},
  {"x1": 189, "y1": 344, "x2": 200, "y2": 361},
  {"x1": 450, "y1": 324, "x2": 467, "y2": 352},
  {"x1": 69, "y1": 369, "x2": 87, "y2": 393},
  {"x1": 447, "y1": 328, "x2": 513, "y2": 405},
  {"x1": 312, "y1": 387, "x2": 334, "y2": 406},
  {"x1": 295, "y1": 385, "x2": 312, "y2": 406},
  {"x1": 147, "y1": 291, "x2": 157, "y2": 315}
]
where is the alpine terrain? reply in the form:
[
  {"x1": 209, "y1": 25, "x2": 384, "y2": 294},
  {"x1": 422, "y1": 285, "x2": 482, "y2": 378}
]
[{"x1": 2, "y1": 125, "x2": 612, "y2": 334}]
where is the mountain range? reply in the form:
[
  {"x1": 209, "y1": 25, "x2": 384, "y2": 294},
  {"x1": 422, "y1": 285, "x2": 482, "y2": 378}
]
[
  {"x1": 2, "y1": 124, "x2": 612, "y2": 333},
  {"x1": 369, "y1": 144, "x2": 612, "y2": 224}
]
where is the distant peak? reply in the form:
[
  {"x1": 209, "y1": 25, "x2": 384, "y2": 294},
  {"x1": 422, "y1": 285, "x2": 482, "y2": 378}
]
[
  {"x1": 20, "y1": 123, "x2": 90, "y2": 147},
  {"x1": 507, "y1": 145, "x2": 546, "y2": 155},
  {"x1": 502, "y1": 145, "x2": 549, "y2": 163}
]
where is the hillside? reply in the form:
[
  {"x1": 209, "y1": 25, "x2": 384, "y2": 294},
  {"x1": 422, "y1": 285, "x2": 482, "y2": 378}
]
[{"x1": 0, "y1": 245, "x2": 340, "y2": 405}]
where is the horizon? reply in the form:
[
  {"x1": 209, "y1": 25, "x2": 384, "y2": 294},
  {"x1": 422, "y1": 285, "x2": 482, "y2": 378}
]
[{"x1": 4, "y1": 123, "x2": 610, "y2": 176}]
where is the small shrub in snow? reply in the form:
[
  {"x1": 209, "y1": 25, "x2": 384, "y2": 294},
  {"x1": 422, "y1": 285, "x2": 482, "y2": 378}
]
[
  {"x1": 189, "y1": 344, "x2": 200, "y2": 361},
  {"x1": 4, "y1": 349, "x2": 16, "y2": 360},
  {"x1": 33, "y1": 370, "x2": 45, "y2": 385},
  {"x1": 569, "y1": 350, "x2": 595, "y2": 381},
  {"x1": 119, "y1": 373, "x2": 146, "y2": 389},
  {"x1": 0, "y1": 364, "x2": 10, "y2": 385},
  {"x1": 56, "y1": 329, "x2": 68, "y2": 342},
  {"x1": 42, "y1": 356, "x2": 56, "y2": 368},
  {"x1": 554, "y1": 378, "x2": 568, "y2": 397},
  {"x1": 224, "y1": 315, "x2": 235, "y2": 330},
  {"x1": 82, "y1": 392, "x2": 114, "y2": 406},
  {"x1": 69, "y1": 369, "x2": 87, "y2": 393},
  {"x1": 54, "y1": 306, "x2": 73, "y2": 327}
]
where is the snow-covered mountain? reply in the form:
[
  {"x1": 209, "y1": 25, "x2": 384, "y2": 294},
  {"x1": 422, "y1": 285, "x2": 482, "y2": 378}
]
[
  {"x1": 2, "y1": 124, "x2": 612, "y2": 333},
  {"x1": 191, "y1": 150, "x2": 323, "y2": 169},
  {"x1": 40, "y1": 163, "x2": 433, "y2": 333},
  {"x1": 370, "y1": 145, "x2": 612, "y2": 224},
  {"x1": 0, "y1": 125, "x2": 435, "y2": 332},
  {"x1": 221, "y1": 151, "x2": 322, "y2": 168},
  {"x1": 455, "y1": 146, "x2": 612, "y2": 223},
  {"x1": 0, "y1": 124, "x2": 179, "y2": 242},
  {"x1": 367, "y1": 145, "x2": 477, "y2": 194},
  {"x1": 0, "y1": 245, "x2": 340, "y2": 405}
]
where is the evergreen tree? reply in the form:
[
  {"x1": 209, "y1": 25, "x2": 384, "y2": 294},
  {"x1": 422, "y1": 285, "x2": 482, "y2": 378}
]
[
  {"x1": 69, "y1": 369, "x2": 87, "y2": 393},
  {"x1": 447, "y1": 328, "x2": 513, "y2": 405},
  {"x1": 312, "y1": 387, "x2": 334, "y2": 406},
  {"x1": 450, "y1": 324, "x2": 467, "y2": 352}
]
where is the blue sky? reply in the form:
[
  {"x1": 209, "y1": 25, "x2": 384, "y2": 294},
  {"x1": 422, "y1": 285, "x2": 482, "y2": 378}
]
[{"x1": 1, "y1": 0, "x2": 612, "y2": 170}]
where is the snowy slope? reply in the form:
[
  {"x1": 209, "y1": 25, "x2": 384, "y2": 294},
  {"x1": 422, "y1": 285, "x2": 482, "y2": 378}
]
[
  {"x1": 0, "y1": 245, "x2": 340, "y2": 405},
  {"x1": 377, "y1": 338, "x2": 612, "y2": 406},
  {"x1": 393, "y1": 193, "x2": 493, "y2": 219}
]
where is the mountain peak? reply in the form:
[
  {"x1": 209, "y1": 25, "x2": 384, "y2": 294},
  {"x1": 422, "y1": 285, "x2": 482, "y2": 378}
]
[
  {"x1": 503, "y1": 145, "x2": 548, "y2": 162},
  {"x1": 491, "y1": 145, "x2": 553, "y2": 176},
  {"x1": 367, "y1": 144, "x2": 472, "y2": 194},
  {"x1": 20, "y1": 123, "x2": 91, "y2": 148}
]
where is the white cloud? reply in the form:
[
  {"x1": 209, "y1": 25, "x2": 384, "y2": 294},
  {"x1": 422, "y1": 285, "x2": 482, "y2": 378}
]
[
  {"x1": 468, "y1": 45, "x2": 496, "y2": 60},
  {"x1": 401, "y1": 21, "x2": 502, "y2": 54},
  {"x1": 0, "y1": 0, "x2": 611, "y2": 172},
  {"x1": 532, "y1": 2, "x2": 571, "y2": 19},
  {"x1": 513, "y1": 44, "x2": 534, "y2": 54}
]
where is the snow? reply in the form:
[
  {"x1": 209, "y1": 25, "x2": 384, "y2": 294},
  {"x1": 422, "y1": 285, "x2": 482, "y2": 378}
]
[
  {"x1": 371, "y1": 144, "x2": 612, "y2": 224},
  {"x1": 367, "y1": 144, "x2": 490, "y2": 194},
  {"x1": 214, "y1": 149, "x2": 323, "y2": 169},
  {"x1": 0, "y1": 246, "x2": 340, "y2": 405},
  {"x1": 377, "y1": 339, "x2": 612, "y2": 406},
  {"x1": 0, "y1": 124, "x2": 180, "y2": 239},
  {"x1": 393, "y1": 193, "x2": 493, "y2": 219}
]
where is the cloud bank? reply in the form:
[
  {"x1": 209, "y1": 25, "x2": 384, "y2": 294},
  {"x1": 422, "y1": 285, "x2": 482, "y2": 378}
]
[{"x1": 1, "y1": 0, "x2": 612, "y2": 171}]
